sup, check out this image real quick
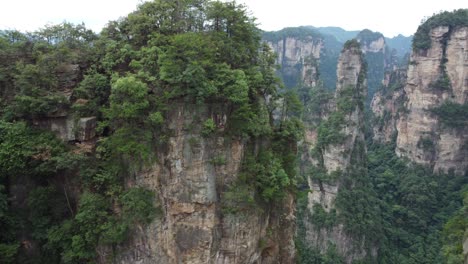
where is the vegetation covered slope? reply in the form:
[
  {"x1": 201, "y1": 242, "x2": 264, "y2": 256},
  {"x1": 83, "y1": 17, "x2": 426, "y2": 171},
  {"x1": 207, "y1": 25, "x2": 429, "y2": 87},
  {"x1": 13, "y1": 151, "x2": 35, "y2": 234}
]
[
  {"x1": 297, "y1": 10, "x2": 467, "y2": 263},
  {"x1": 362, "y1": 9, "x2": 468, "y2": 264},
  {"x1": 0, "y1": 1, "x2": 302, "y2": 263},
  {"x1": 0, "y1": 3, "x2": 466, "y2": 264},
  {"x1": 262, "y1": 26, "x2": 412, "y2": 101},
  {"x1": 412, "y1": 9, "x2": 468, "y2": 51},
  {"x1": 356, "y1": 29, "x2": 386, "y2": 104}
]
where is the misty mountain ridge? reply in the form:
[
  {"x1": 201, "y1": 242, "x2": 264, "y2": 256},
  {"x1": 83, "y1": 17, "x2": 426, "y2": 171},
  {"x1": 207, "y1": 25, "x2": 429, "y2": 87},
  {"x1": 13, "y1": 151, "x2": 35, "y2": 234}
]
[
  {"x1": 262, "y1": 26, "x2": 413, "y2": 100},
  {"x1": 282, "y1": 25, "x2": 413, "y2": 58}
]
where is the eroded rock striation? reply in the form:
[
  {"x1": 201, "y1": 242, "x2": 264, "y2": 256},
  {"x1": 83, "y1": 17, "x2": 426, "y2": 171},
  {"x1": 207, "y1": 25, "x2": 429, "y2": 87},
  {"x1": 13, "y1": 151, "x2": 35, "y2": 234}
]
[
  {"x1": 371, "y1": 67, "x2": 407, "y2": 142},
  {"x1": 300, "y1": 40, "x2": 376, "y2": 263},
  {"x1": 110, "y1": 104, "x2": 295, "y2": 264},
  {"x1": 264, "y1": 28, "x2": 323, "y2": 88},
  {"x1": 395, "y1": 26, "x2": 468, "y2": 174}
]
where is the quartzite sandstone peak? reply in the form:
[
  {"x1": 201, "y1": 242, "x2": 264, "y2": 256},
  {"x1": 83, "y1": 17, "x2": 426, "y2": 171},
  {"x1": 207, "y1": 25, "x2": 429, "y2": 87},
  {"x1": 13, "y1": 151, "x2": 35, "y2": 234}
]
[
  {"x1": 396, "y1": 26, "x2": 468, "y2": 174},
  {"x1": 300, "y1": 40, "x2": 374, "y2": 263}
]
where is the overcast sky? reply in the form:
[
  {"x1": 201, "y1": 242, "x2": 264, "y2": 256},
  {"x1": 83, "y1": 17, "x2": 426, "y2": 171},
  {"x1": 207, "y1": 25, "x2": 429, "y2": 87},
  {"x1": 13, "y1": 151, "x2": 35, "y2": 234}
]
[{"x1": 0, "y1": 0, "x2": 466, "y2": 37}]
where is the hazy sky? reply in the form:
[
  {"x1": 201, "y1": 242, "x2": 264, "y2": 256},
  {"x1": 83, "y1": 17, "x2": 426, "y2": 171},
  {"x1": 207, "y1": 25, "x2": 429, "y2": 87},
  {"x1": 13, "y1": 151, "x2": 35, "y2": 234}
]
[{"x1": 0, "y1": 0, "x2": 466, "y2": 37}]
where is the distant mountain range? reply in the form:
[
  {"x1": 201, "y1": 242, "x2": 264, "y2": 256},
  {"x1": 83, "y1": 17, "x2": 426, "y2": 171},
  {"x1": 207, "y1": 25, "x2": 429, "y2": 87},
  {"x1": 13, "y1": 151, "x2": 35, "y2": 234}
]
[
  {"x1": 311, "y1": 26, "x2": 413, "y2": 58},
  {"x1": 262, "y1": 26, "x2": 413, "y2": 102},
  {"x1": 312, "y1": 26, "x2": 361, "y2": 42}
]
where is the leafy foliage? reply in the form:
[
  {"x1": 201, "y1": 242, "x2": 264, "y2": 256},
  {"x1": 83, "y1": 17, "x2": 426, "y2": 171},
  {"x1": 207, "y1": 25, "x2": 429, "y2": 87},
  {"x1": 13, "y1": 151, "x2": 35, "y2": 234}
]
[
  {"x1": 441, "y1": 189, "x2": 467, "y2": 264},
  {"x1": 357, "y1": 29, "x2": 384, "y2": 45},
  {"x1": 299, "y1": 142, "x2": 468, "y2": 263},
  {"x1": 120, "y1": 188, "x2": 159, "y2": 224},
  {"x1": 158, "y1": 33, "x2": 219, "y2": 99},
  {"x1": 431, "y1": 101, "x2": 468, "y2": 129},
  {"x1": 0, "y1": 121, "x2": 67, "y2": 178},
  {"x1": 262, "y1": 26, "x2": 322, "y2": 43},
  {"x1": 101, "y1": 75, "x2": 154, "y2": 166},
  {"x1": 72, "y1": 72, "x2": 110, "y2": 116},
  {"x1": 316, "y1": 112, "x2": 346, "y2": 148},
  {"x1": 343, "y1": 39, "x2": 361, "y2": 49},
  {"x1": 0, "y1": 1, "x2": 297, "y2": 262},
  {"x1": 0, "y1": 23, "x2": 97, "y2": 121},
  {"x1": 310, "y1": 204, "x2": 337, "y2": 230},
  {"x1": 429, "y1": 72, "x2": 452, "y2": 91},
  {"x1": 242, "y1": 150, "x2": 291, "y2": 202},
  {"x1": 413, "y1": 9, "x2": 468, "y2": 51},
  {"x1": 201, "y1": 118, "x2": 217, "y2": 137},
  {"x1": 6, "y1": 2, "x2": 465, "y2": 264},
  {"x1": 417, "y1": 136, "x2": 435, "y2": 151},
  {"x1": 0, "y1": 121, "x2": 77, "y2": 263},
  {"x1": 367, "y1": 143, "x2": 467, "y2": 263},
  {"x1": 297, "y1": 241, "x2": 345, "y2": 264},
  {"x1": 299, "y1": 85, "x2": 333, "y2": 124},
  {"x1": 0, "y1": 243, "x2": 19, "y2": 264},
  {"x1": 107, "y1": 76, "x2": 149, "y2": 121},
  {"x1": 0, "y1": 184, "x2": 19, "y2": 264}
]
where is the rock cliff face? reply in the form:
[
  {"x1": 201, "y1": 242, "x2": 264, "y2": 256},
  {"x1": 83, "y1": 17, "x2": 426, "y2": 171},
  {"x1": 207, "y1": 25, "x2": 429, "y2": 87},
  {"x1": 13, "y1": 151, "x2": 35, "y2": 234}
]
[
  {"x1": 320, "y1": 43, "x2": 367, "y2": 171},
  {"x1": 265, "y1": 32, "x2": 323, "y2": 88},
  {"x1": 111, "y1": 104, "x2": 295, "y2": 264},
  {"x1": 395, "y1": 26, "x2": 468, "y2": 174},
  {"x1": 358, "y1": 34, "x2": 385, "y2": 54},
  {"x1": 356, "y1": 30, "x2": 389, "y2": 103},
  {"x1": 23, "y1": 65, "x2": 295, "y2": 263},
  {"x1": 17, "y1": 63, "x2": 99, "y2": 143},
  {"x1": 8, "y1": 19, "x2": 296, "y2": 264},
  {"x1": 33, "y1": 115, "x2": 96, "y2": 142},
  {"x1": 300, "y1": 41, "x2": 373, "y2": 263},
  {"x1": 371, "y1": 67, "x2": 407, "y2": 142}
]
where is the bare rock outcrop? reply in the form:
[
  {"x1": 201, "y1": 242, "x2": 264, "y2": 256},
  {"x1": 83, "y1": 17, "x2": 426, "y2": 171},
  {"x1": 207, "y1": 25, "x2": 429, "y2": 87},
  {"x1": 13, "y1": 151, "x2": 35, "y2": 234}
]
[
  {"x1": 396, "y1": 26, "x2": 468, "y2": 174},
  {"x1": 33, "y1": 115, "x2": 96, "y2": 142},
  {"x1": 371, "y1": 68, "x2": 407, "y2": 142},
  {"x1": 300, "y1": 40, "x2": 374, "y2": 263},
  {"x1": 111, "y1": 104, "x2": 295, "y2": 264},
  {"x1": 265, "y1": 30, "x2": 323, "y2": 87}
]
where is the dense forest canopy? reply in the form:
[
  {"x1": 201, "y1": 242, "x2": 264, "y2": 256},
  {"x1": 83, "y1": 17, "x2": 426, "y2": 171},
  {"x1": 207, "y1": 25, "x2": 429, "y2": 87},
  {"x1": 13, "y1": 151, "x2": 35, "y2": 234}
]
[
  {"x1": 0, "y1": 2, "x2": 466, "y2": 264},
  {"x1": 0, "y1": 1, "x2": 304, "y2": 263},
  {"x1": 412, "y1": 8, "x2": 468, "y2": 50},
  {"x1": 262, "y1": 26, "x2": 323, "y2": 43}
]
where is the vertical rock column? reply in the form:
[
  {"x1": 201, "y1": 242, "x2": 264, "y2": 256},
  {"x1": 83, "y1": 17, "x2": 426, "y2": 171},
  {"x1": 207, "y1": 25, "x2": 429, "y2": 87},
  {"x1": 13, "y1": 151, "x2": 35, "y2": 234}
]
[
  {"x1": 300, "y1": 40, "x2": 375, "y2": 263},
  {"x1": 370, "y1": 67, "x2": 407, "y2": 143},
  {"x1": 111, "y1": 103, "x2": 296, "y2": 264},
  {"x1": 396, "y1": 26, "x2": 468, "y2": 174},
  {"x1": 266, "y1": 34, "x2": 323, "y2": 88}
]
